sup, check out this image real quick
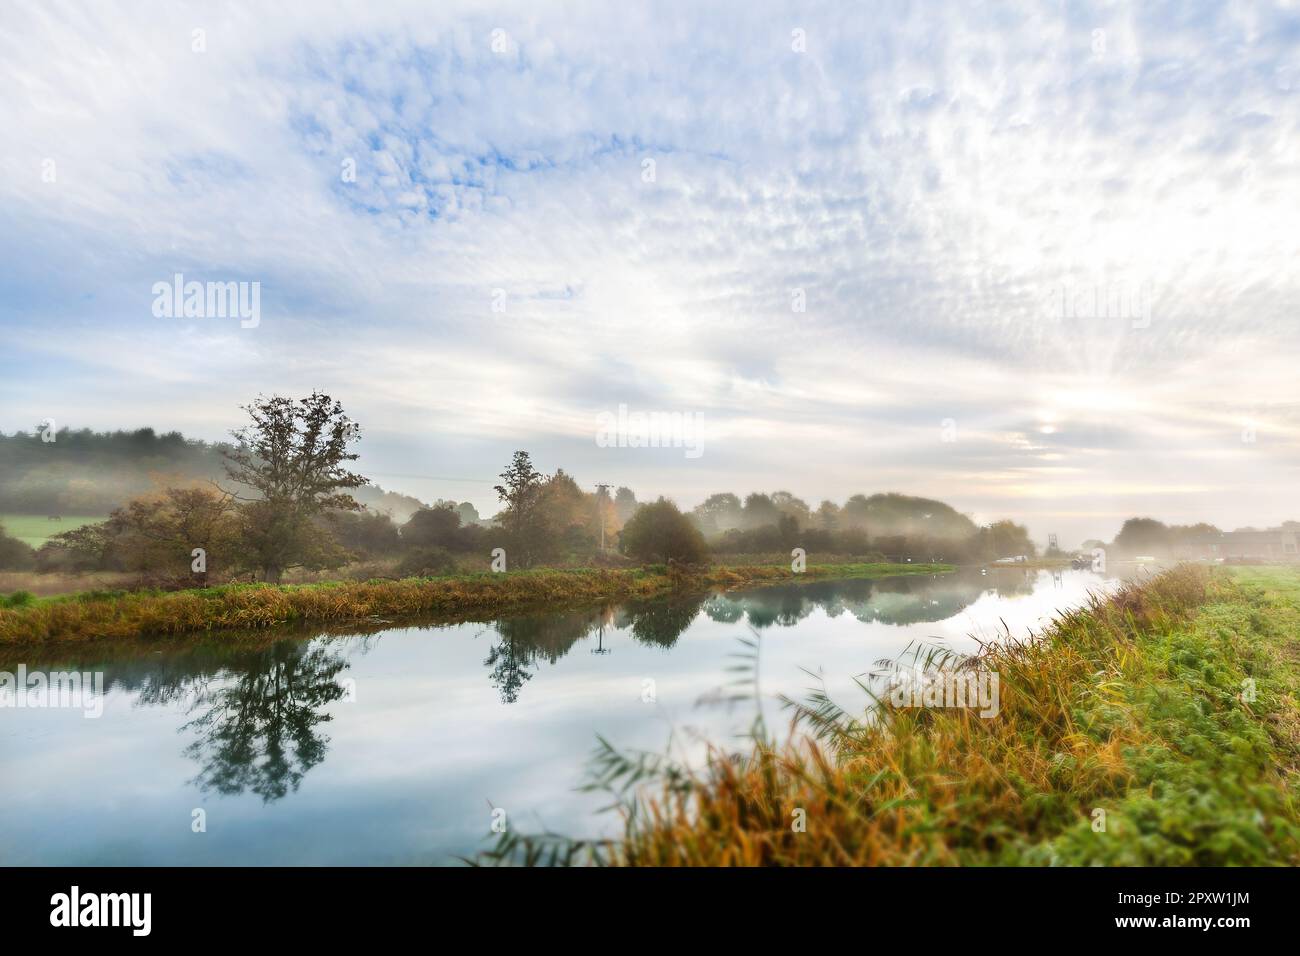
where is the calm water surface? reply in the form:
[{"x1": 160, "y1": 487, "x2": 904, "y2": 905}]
[{"x1": 2, "y1": 568, "x2": 1119, "y2": 865}]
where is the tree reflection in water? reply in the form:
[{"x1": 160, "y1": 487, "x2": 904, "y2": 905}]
[
  {"x1": 95, "y1": 637, "x2": 360, "y2": 803},
  {"x1": 701, "y1": 572, "x2": 1019, "y2": 629},
  {"x1": 485, "y1": 607, "x2": 613, "y2": 703},
  {"x1": 473, "y1": 573, "x2": 1018, "y2": 704},
  {"x1": 176, "y1": 641, "x2": 351, "y2": 803},
  {"x1": 616, "y1": 594, "x2": 709, "y2": 649},
  {"x1": 117, "y1": 573, "x2": 1022, "y2": 745},
  {"x1": 481, "y1": 595, "x2": 711, "y2": 703},
  {"x1": 29, "y1": 571, "x2": 1052, "y2": 808}
]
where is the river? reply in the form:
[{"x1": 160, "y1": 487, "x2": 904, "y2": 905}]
[{"x1": 0, "y1": 567, "x2": 1122, "y2": 864}]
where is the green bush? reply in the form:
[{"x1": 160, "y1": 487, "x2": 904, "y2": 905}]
[
  {"x1": 0, "y1": 525, "x2": 37, "y2": 571},
  {"x1": 620, "y1": 498, "x2": 709, "y2": 565},
  {"x1": 396, "y1": 547, "x2": 457, "y2": 577}
]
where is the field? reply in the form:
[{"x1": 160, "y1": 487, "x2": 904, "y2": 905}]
[{"x1": 0, "y1": 513, "x2": 105, "y2": 548}]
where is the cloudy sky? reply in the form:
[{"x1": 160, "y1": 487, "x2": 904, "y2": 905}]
[{"x1": 3, "y1": 0, "x2": 1298, "y2": 544}]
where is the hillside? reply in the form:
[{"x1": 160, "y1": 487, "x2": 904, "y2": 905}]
[{"x1": 0, "y1": 427, "x2": 427, "y2": 520}]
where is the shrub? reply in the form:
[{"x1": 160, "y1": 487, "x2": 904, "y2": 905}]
[
  {"x1": 620, "y1": 498, "x2": 709, "y2": 565},
  {"x1": 326, "y1": 509, "x2": 401, "y2": 558},
  {"x1": 396, "y1": 547, "x2": 457, "y2": 577},
  {"x1": 0, "y1": 525, "x2": 37, "y2": 571},
  {"x1": 401, "y1": 505, "x2": 489, "y2": 554}
]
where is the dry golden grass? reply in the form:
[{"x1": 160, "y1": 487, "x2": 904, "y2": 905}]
[{"x1": 0, "y1": 561, "x2": 950, "y2": 647}]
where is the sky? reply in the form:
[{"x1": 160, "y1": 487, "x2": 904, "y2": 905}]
[{"x1": 2, "y1": 0, "x2": 1299, "y2": 545}]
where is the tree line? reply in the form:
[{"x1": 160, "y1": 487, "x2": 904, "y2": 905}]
[{"x1": 0, "y1": 393, "x2": 1041, "y2": 583}]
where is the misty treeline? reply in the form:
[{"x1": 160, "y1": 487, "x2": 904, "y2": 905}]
[
  {"x1": 0, "y1": 395, "x2": 482, "y2": 583},
  {"x1": 1097, "y1": 517, "x2": 1300, "y2": 557},
  {"x1": 0, "y1": 393, "x2": 1037, "y2": 583},
  {"x1": 0, "y1": 395, "x2": 632, "y2": 582},
  {"x1": 0, "y1": 426, "x2": 220, "y2": 514},
  {"x1": 687, "y1": 490, "x2": 1035, "y2": 563},
  {"x1": 0, "y1": 424, "x2": 432, "y2": 519},
  {"x1": 1088, "y1": 518, "x2": 1223, "y2": 556}
]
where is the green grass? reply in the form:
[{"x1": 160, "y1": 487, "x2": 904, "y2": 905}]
[
  {"x1": 0, "y1": 513, "x2": 106, "y2": 549},
  {"x1": 0, "y1": 561, "x2": 952, "y2": 646},
  {"x1": 483, "y1": 564, "x2": 1300, "y2": 866}
]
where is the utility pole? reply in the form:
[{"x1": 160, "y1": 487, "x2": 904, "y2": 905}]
[{"x1": 594, "y1": 483, "x2": 612, "y2": 552}]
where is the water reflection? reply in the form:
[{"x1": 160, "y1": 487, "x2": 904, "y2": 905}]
[
  {"x1": 619, "y1": 595, "x2": 710, "y2": 649},
  {"x1": 479, "y1": 596, "x2": 712, "y2": 702},
  {"x1": 42, "y1": 573, "x2": 1020, "y2": 794},
  {"x1": 178, "y1": 642, "x2": 350, "y2": 802},
  {"x1": 701, "y1": 574, "x2": 1024, "y2": 629},
  {"x1": 471, "y1": 572, "x2": 1023, "y2": 704},
  {"x1": 4, "y1": 568, "x2": 1114, "y2": 864},
  {"x1": 77, "y1": 640, "x2": 356, "y2": 803}
]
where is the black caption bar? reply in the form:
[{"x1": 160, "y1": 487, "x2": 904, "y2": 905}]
[{"x1": 0, "y1": 866, "x2": 1282, "y2": 942}]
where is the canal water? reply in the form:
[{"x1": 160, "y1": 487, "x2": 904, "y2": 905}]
[{"x1": 0, "y1": 567, "x2": 1119, "y2": 865}]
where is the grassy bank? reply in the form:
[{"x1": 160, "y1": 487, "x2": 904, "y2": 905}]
[
  {"x1": 0, "y1": 561, "x2": 950, "y2": 647},
  {"x1": 493, "y1": 565, "x2": 1300, "y2": 866}
]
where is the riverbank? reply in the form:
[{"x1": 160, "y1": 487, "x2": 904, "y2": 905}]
[
  {"x1": 492, "y1": 565, "x2": 1300, "y2": 866},
  {"x1": 0, "y1": 561, "x2": 951, "y2": 647}
]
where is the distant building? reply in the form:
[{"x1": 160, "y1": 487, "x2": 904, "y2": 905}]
[
  {"x1": 1167, "y1": 526, "x2": 1300, "y2": 562},
  {"x1": 1221, "y1": 527, "x2": 1300, "y2": 562},
  {"x1": 1171, "y1": 532, "x2": 1225, "y2": 562}
]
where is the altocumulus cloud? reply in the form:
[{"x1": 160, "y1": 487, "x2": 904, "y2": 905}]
[{"x1": 1, "y1": 0, "x2": 1298, "y2": 542}]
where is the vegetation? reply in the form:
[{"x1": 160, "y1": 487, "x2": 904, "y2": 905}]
[
  {"x1": 492, "y1": 451, "x2": 553, "y2": 568},
  {"x1": 28, "y1": 398, "x2": 1296, "y2": 611},
  {"x1": 0, "y1": 522, "x2": 37, "y2": 571},
  {"x1": 91, "y1": 487, "x2": 240, "y2": 586},
  {"x1": 619, "y1": 498, "x2": 709, "y2": 565},
  {"x1": 0, "y1": 409, "x2": 1044, "y2": 592},
  {"x1": 482, "y1": 565, "x2": 1300, "y2": 866},
  {"x1": 222, "y1": 392, "x2": 368, "y2": 583},
  {"x1": 0, "y1": 589, "x2": 36, "y2": 609},
  {"x1": 7, "y1": 397, "x2": 492, "y2": 587},
  {"x1": 690, "y1": 491, "x2": 978, "y2": 540},
  {"x1": 0, "y1": 561, "x2": 951, "y2": 647},
  {"x1": 0, "y1": 426, "x2": 228, "y2": 514},
  {"x1": 0, "y1": 425, "x2": 428, "y2": 520},
  {"x1": 1112, "y1": 517, "x2": 1225, "y2": 556},
  {"x1": 698, "y1": 492, "x2": 1036, "y2": 563}
]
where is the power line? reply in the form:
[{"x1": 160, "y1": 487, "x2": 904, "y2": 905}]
[{"x1": 366, "y1": 471, "x2": 498, "y2": 485}]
